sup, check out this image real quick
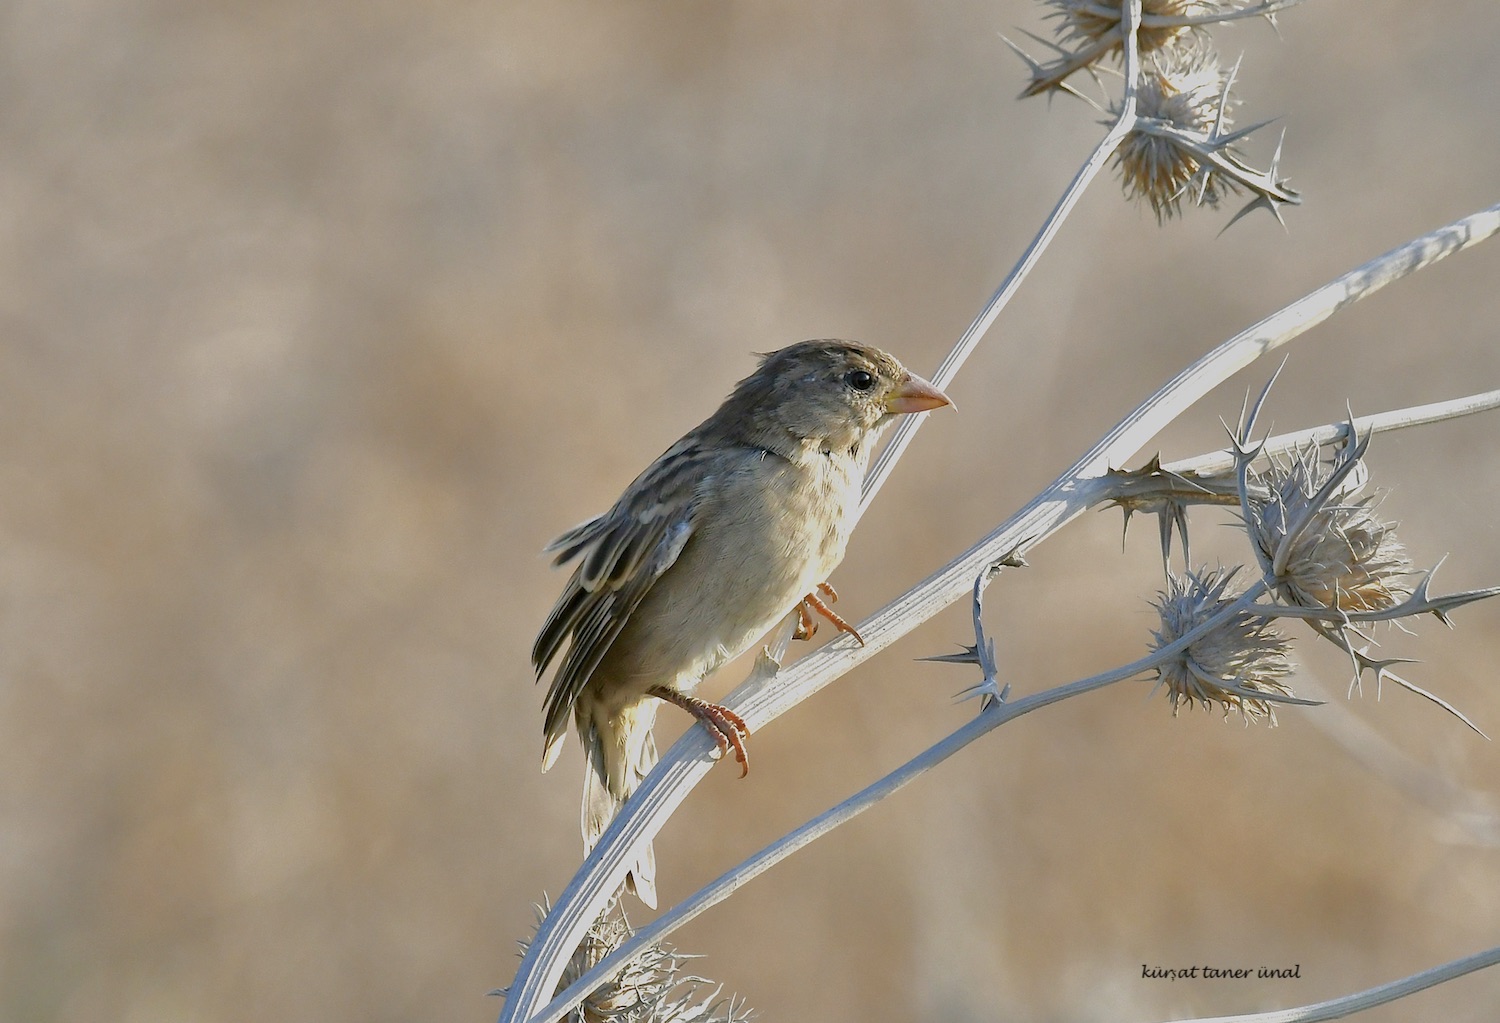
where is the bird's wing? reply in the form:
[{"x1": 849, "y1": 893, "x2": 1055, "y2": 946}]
[{"x1": 534, "y1": 438, "x2": 707, "y2": 749}]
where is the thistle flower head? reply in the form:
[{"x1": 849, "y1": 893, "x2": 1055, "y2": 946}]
[
  {"x1": 1019, "y1": 0, "x2": 1301, "y2": 221},
  {"x1": 514, "y1": 901, "x2": 749, "y2": 1023},
  {"x1": 1150, "y1": 568, "x2": 1295, "y2": 723},
  {"x1": 1114, "y1": 48, "x2": 1241, "y2": 220},
  {"x1": 1046, "y1": 0, "x2": 1224, "y2": 58},
  {"x1": 1248, "y1": 444, "x2": 1413, "y2": 614}
]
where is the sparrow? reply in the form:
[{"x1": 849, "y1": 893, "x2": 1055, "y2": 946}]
[{"x1": 533, "y1": 339, "x2": 952, "y2": 906}]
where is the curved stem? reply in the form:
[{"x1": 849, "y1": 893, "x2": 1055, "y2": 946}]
[
  {"x1": 532, "y1": 584, "x2": 1268, "y2": 1023},
  {"x1": 1169, "y1": 944, "x2": 1500, "y2": 1023},
  {"x1": 1167, "y1": 388, "x2": 1500, "y2": 477},
  {"x1": 499, "y1": 197, "x2": 1500, "y2": 1023},
  {"x1": 495, "y1": 8, "x2": 1149, "y2": 1020},
  {"x1": 495, "y1": 111, "x2": 1500, "y2": 1023},
  {"x1": 858, "y1": 0, "x2": 1143, "y2": 516},
  {"x1": 532, "y1": 380, "x2": 1500, "y2": 1022}
]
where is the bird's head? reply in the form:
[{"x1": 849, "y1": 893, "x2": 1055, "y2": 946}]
[{"x1": 718, "y1": 339, "x2": 953, "y2": 456}]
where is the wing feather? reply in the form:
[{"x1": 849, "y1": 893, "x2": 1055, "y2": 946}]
[
  {"x1": 533, "y1": 438, "x2": 706, "y2": 745},
  {"x1": 540, "y1": 516, "x2": 692, "y2": 741},
  {"x1": 544, "y1": 514, "x2": 609, "y2": 565}
]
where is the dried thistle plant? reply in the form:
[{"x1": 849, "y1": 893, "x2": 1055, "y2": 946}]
[
  {"x1": 1052, "y1": 0, "x2": 1217, "y2": 57},
  {"x1": 1116, "y1": 49, "x2": 1298, "y2": 221},
  {"x1": 1089, "y1": 375, "x2": 1499, "y2": 735},
  {"x1": 509, "y1": 899, "x2": 750, "y2": 1023},
  {"x1": 505, "y1": 206, "x2": 1500, "y2": 1023},
  {"x1": 1246, "y1": 442, "x2": 1414, "y2": 615},
  {"x1": 1028, "y1": 0, "x2": 1229, "y2": 97},
  {"x1": 497, "y1": 0, "x2": 1500, "y2": 1010},
  {"x1": 1008, "y1": 0, "x2": 1300, "y2": 223},
  {"x1": 1226, "y1": 399, "x2": 1499, "y2": 731},
  {"x1": 1018, "y1": 0, "x2": 1290, "y2": 97},
  {"x1": 1149, "y1": 567, "x2": 1296, "y2": 722},
  {"x1": 1115, "y1": 48, "x2": 1240, "y2": 218}
]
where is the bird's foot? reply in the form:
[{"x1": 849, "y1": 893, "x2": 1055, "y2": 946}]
[
  {"x1": 802, "y1": 582, "x2": 864, "y2": 645},
  {"x1": 648, "y1": 685, "x2": 752, "y2": 777},
  {"x1": 793, "y1": 600, "x2": 817, "y2": 641}
]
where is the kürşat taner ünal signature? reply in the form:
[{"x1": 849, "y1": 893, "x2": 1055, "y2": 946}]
[{"x1": 1143, "y1": 965, "x2": 1302, "y2": 981}]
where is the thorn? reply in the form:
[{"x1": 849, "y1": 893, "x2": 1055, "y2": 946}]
[
  {"x1": 920, "y1": 646, "x2": 982, "y2": 665},
  {"x1": 1244, "y1": 358, "x2": 1288, "y2": 441},
  {"x1": 1215, "y1": 116, "x2": 1279, "y2": 148},
  {"x1": 1219, "y1": 192, "x2": 1283, "y2": 234},
  {"x1": 1214, "y1": 54, "x2": 1243, "y2": 137}
]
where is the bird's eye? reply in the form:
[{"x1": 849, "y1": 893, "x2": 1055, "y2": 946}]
[{"x1": 845, "y1": 369, "x2": 876, "y2": 391}]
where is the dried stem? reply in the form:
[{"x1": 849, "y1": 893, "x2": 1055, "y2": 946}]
[
  {"x1": 500, "y1": 199, "x2": 1500, "y2": 1023},
  {"x1": 858, "y1": 0, "x2": 1143, "y2": 515},
  {"x1": 527, "y1": 583, "x2": 1268, "y2": 1023},
  {"x1": 493, "y1": 7, "x2": 1149, "y2": 1017},
  {"x1": 1154, "y1": 942, "x2": 1500, "y2": 1022},
  {"x1": 1169, "y1": 388, "x2": 1500, "y2": 476},
  {"x1": 524, "y1": 387, "x2": 1500, "y2": 1023}
]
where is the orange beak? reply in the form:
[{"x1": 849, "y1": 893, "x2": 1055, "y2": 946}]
[{"x1": 885, "y1": 372, "x2": 954, "y2": 415}]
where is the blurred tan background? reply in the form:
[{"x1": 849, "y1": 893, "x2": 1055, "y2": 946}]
[{"x1": 3, "y1": 1, "x2": 1500, "y2": 1020}]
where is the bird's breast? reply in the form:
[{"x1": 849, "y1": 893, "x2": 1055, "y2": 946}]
[
  {"x1": 725, "y1": 447, "x2": 862, "y2": 572},
  {"x1": 606, "y1": 446, "x2": 865, "y2": 695}
]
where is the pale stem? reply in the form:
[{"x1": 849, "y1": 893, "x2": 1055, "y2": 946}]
[
  {"x1": 499, "y1": 188, "x2": 1500, "y2": 1023},
  {"x1": 532, "y1": 586, "x2": 1269, "y2": 1023},
  {"x1": 529, "y1": 382, "x2": 1500, "y2": 1022},
  {"x1": 1157, "y1": 943, "x2": 1500, "y2": 1023},
  {"x1": 1168, "y1": 388, "x2": 1500, "y2": 477},
  {"x1": 493, "y1": 5, "x2": 1146, "y2": 1017},
  {"x1": 495, "y1": 108, "x2": 1500, "y2": 1023},
  {"x1": 858, "y1": 0, "x2": 1143, "y2": 515}
]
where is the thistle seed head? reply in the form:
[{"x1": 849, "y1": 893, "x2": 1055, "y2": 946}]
[
  {"x1": 1047, "y1": 0, "x2": 1223, "y2": 58},
  {"x1": 515, "y1": 901, "x2": 750, "y2": 1023},
  {"x1": 1151, "y1": 568, "x2": 1295, "y2": 723},
  {"x1": 1248, "y1": 445, "x2": 1413, "y2": 615},
  {"x1": 1115, "y1": 49, "x2": 1240, "y2": 220}
]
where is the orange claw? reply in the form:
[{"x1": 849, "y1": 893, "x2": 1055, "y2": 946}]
[
  {"x1": 802, "y1": 583, "x2": 864, "y2": 646},
  {"x1": 794, "y1": 600, "x2": 817, "y2": 641},
  {"x1": 648, "y1": 685, "x2": 752, "y2": 777}
]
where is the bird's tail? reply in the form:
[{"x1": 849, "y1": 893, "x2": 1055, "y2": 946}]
[{"x1": 580, "y1": 697, "x2": 659, "y2": 908}]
